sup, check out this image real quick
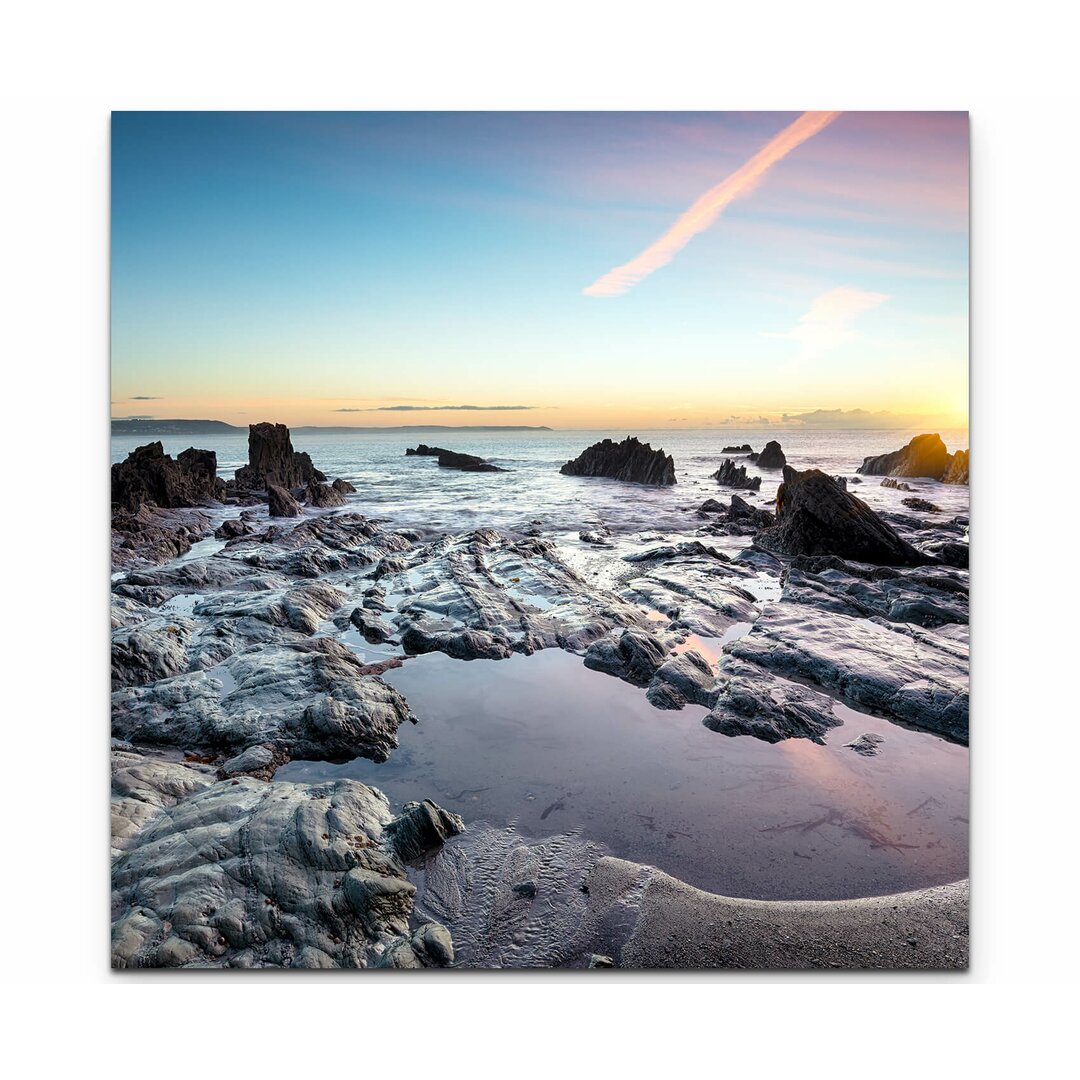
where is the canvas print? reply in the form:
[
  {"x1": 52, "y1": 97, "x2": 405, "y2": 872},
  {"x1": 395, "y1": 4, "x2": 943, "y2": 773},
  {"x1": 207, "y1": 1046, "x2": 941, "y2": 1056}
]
[{"x1": 110, "y1": 111, "x2": 969, "y2": 970}]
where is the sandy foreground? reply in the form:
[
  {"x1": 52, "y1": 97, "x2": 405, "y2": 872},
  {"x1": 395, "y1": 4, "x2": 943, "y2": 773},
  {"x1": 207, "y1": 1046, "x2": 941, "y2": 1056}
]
[{"x1": 582, "y1": 858, "x2": 968, "y2": 970}]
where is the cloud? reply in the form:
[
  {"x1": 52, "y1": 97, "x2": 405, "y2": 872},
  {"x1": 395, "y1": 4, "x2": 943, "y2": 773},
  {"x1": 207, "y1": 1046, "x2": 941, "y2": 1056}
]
[
  {"x1": 770, "y1": 286, "x2": 888, "y2": 362},
  {"x1": 781, "y1": 408, "x2": 949, "y2": 430},
  {"x1": 333, "y1": 404, "x2": 538, "y2": 413},
  {"x1": 583, "y1": 111, "x2": 841, "y2": 297},
  {"x1": 115, "y1": 415, "x2": 156, "y2": 421},
  {"x1": 129, "y1": 396, "x2": 162, "y2": 400}
]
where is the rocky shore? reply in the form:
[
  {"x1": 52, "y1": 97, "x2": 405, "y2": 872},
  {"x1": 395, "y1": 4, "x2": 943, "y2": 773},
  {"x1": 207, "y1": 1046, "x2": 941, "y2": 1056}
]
[{"x1": 111, "y1": 425, "x2": 969, "y2": 969}]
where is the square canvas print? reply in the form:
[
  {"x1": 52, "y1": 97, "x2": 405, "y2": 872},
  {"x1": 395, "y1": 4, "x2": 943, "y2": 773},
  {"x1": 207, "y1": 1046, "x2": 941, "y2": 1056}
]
[{"x1": 110, "y1": 111, "x2": 969, "y2": 971}]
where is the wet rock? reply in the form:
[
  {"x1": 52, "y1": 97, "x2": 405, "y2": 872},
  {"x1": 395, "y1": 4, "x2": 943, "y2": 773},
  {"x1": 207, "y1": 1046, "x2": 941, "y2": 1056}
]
[
  {"x1": 561, "y1": 436, "x2": 675, "y2": 486},
  {"x1": 921, "y1": 540, "x2": 969, "y2": 569},
  {"x1": 646, "y1": 649, "x2": 718, "y2": 710},
  {"x1": 845, "y1": 732, "x2": 885, "y2": 756},
  {"x1": 881, "y1": 478, "x2": 914, "y2": 491},
  {"x1": 943, "y1": 449, "x2": 968, "y2": 485},
  {"x1": 112, "y1": 442, "x2": 226, "y2": 512},
  {"x1": 234, "y1": 422, "x2": 325, "y2": 491},
  {"x1": 579, "y1": 530, "x2": 613, "y2": 546},
  {"x1": 112, "y1": 636, "x2": 415, "y2": 762},
  {"x1": 721, "y1": 444, "x2": 753, "y2": 454},
  {"x1": 625, "y1": 540, "x2": 727, "y2": 562},
  {"x1": 705, "y1": 658, "x2": 841, "y2": 743},
  {"x1": 755, "y1": 467, "x2": 933, "y2": 567},
  {"x1": 512, "y1": 881, "x2": 538, "y2": 900},
  {"x1": 584, "y1": 628, "x2": 668, "y2": 685},
  {"x1": 218, "y1": 743, "x2": 282, "y2": 779},
  {"x1": 401, "y1": 624, "x2": 512, "y2": 661},
  {"x1": 752, "y1": 440, "x2": 786, "y2": 469},
  {"x1": 831, "y1": 475, "x2": 848, "y2": 490},
  {"x1": 111, "y1": 752, "x2": 453, "y2": 969},
  {"x1": 349, "y1": 606, "x2": 397, "y2": 644},
  {"x1": 782, "y1": 556, "x2": 969, "y2": 628},
  {"x1": 711, "y1": 459, "x2": 761, "y2": 490},
  {"x1": 588, "y1": 953, "x2": 615, "y2": 968},
  {"x1": 267, "y1": 483, "x2": 302, "y2": 518},
  {"x1": 305, "y1": 480, "x2": 347, "y2": 508},
  {"x1": 332, "y1": 477, "x2": 357, "y2": 494},
  {"x1": 902, "y1": 496, "x2": 941, "y2": 513},
  {"x1": 377, "y1": 922, "x2": 455, "y2": 968},
  {"x1": 727, "y1": 603, "x2": 968, "y2": 743},
  {"x1": 385, "y1": 799, "x2": 466, "y2": 862},
  {"x1": 858, "y1": 433, "x2": 952, "y2": 479},
  {"x1": 406, "y1": 445, "x2": 505, "y2": 472},
  {"x1": 112, "y1": 615, "x2": 195, "y2": 689},
  {"x1": 111, "y1": 506, "x2": 214, "y2": 570},
  {"x1": 215, "y1": 517, "x2": 254, "y2": 540}
]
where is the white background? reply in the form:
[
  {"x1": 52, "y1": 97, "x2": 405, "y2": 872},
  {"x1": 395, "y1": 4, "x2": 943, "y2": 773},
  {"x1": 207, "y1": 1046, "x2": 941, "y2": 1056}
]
[{"x1": 1, "y1": 0, "x2": 1076, "y2": 1072}]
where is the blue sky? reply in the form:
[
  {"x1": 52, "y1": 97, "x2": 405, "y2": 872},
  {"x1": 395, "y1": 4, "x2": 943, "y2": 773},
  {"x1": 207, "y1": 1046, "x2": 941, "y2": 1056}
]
[{"x1": 111, "y1": 111, "x2": 968, "y2": 428}]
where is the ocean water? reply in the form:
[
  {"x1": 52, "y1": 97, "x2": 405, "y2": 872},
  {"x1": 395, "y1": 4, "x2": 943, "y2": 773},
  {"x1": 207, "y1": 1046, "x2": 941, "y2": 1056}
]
[
  {"x1": 112, "y1": 425, "x2": 970, "y2": 899},
  {"x1": 111, "y1": 426, "x2": 970, "y2": 534}
]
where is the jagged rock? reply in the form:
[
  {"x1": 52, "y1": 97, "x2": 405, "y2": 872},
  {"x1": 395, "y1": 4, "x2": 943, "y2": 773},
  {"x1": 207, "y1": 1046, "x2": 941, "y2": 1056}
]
[
  {"x1": 752, "y1": 440, "x2": 786, "y2": 469},
  {"x1": 902, "y1": 496, "x2": 941, "y2": 513},
  {"x1": 831, "y1": 475, "x2": 848, "y2": 490},
  {"x1": 583, "y1": 628, "x2": 668, "y2": 685},
  {"x1": 698, "y1": 498, "x2": 725, "y2": 513},
  {"x1": 234, "y1": 422, "x2": 325, "y2": 491},
  {"x1": 625, "y1": 540, "x2": 728, "y2": 563},
  {"x1": 349, "y1": 606, "x2": 396, "y2": 644},
  {"x1": 943, "y1": 450, "x2": 969, "y2": 485},
  {"x1": 332, "y1": 477, "x2": 357, "y2": 494},
  {"x1": 705, "y1": 658, "x2": 841, "y2": 743},
  {"x1": 579, "y1": 530, "x2": 613, "y2": 546},
  {"x1": 111, "y1": 751, "x2": 456, "y2": 969},
  {"x1": 112, "y1": 506, "x2": 214, "y2": 569},
  {"x1": 405, "y1": 445, "x2": 505, "y2": 472},
  {"x1": 781, "y1": 556, "x2": 968, "y2": 628},
  {"x1": 921, "y1": 540, "x2": 969, "y2": 569},
  {"x1": 112, "y1": 442, "x2": 226, "y2": 511},
  {"x1": 385, "y1": 799, "x2": 465, "y2": 862},
  {"x1": 267, "y1": 483, "x2": 303, "y2": 518},
  {"x1": 721, "y1": 444, "x2": 753, "y2": 454},
  {"x1": 305, "y1": 480, "x2": 346, "y2": 508},
  {"x1": 845, "y1": 732, "x2": 885, "y2": 757},
  {"x1": 711, "y1": 459, "x2": 761, "y2": 490},
  {"x1": 755, "y1": 467, "x2": 933, "y2": 567},
  {"x1": 646, "y1": 650, "x2": 717, "y2": 710},
  {"x1": 727, "y1": 603, "x2": 968, "y2": 743},
  {"x1": 112, "y1": 636, "x2": 415, "y2": 762},
  {"x1": 881, "y1": 478, "x2": 914, "y2": 491},
  {"x1": 858, "y1": 433, "x2": 952, "y2": 479},
  {"x1": 560, "y1": 436, "x2": 675, "y2": 486},
  {"x1": 215, "y1": 517, "x2": 254, "y2": 540}
]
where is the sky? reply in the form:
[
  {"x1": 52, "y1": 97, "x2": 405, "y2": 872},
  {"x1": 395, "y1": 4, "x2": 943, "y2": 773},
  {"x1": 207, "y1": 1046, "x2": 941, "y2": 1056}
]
[{"x1": 111, "y1": 111, "x2": 968, "y2": 430}]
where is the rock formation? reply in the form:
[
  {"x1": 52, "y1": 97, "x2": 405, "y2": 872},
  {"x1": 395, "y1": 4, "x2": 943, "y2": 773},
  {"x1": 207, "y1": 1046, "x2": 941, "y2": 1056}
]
[
  {"x1": 560, "y1": 436, "x2": 675, "y2": 486},
  {"x1": 902, "y1": 496, "x2": 941, "y2": 513},
  {"x1": 112, "y1": 442, "x2": 226, "y2": 511},
  {"x1": 111, "y1": 749, "x2": 460, "y2": 968},
  {"x1": 754, "y1": 466, "x2": 932, "y2": 566},
  {"x1": 881, "y1": 478, "x2": 914, "y2": 491},
  {"x1": 721, "y1": 444, "x2": 752, "y2": 454},
  {"x1": 405, "y1": 445, "x2": 505, "y2": 472},
  {"x1": 858, "y1": 433, "x2": 955, "y2": 480},
  {"x1": 267, "y1": 483, "x2": 303, "y2": 518},
  {"x1": 752, "y1": 440, "x2": 786, "y2": 469},
  {"x1": 943, "y1": 449, "x2": 969, "y2": 485},
  {"x1": 234, "y1": 422, "x2": 326, "y2": 491},
  {"x1": 711, "y1": 459, "x2": 761, "y2": 490},
  {"x1": 332, "y1": 477, "x2": 357, "y2": 494},
  {"x1": 305, "y1": 480, "x2": 347, "y2": 508}
]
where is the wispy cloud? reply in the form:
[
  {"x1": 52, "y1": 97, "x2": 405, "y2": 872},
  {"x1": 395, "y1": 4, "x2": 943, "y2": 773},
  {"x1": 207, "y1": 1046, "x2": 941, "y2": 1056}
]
[
  {"x1": 333, "y1": 404, "x2": 539, "y2": 413},
  {"x1": 583, "y1": 111, "x2": 841, "y2": 297},
  {"x1": 129, "y1": 395, "x2": 162, "y2": 401},
  {"x1": 770, "y1": 286, "x2": 888, "y2": 362}
]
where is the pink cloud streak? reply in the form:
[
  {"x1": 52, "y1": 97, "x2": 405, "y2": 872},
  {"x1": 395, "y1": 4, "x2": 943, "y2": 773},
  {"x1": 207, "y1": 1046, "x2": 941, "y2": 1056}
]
[{"x1": 583, "y1": 110, "x2": 842, "y2": 297}]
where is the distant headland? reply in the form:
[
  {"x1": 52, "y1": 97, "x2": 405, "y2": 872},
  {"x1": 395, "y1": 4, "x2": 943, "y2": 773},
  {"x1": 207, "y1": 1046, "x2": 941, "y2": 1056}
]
[{"x1": 111, "y1": 418, "x2": 554, "y2": 436}]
